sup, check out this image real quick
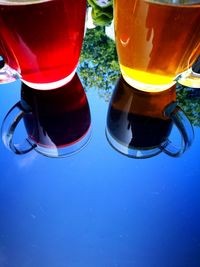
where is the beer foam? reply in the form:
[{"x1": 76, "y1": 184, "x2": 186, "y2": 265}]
[{"x1": 0, "y1": 0, "x2": 51, "y2": 5}]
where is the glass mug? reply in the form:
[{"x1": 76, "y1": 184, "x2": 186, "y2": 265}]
[
  {"x1": 106, "y1": 76, "x2": 194, "y2": 159},
  {"x1": 1, "y1": 73, "x2": 92, "y2": 157},
  {"x1": 114, "y1": 0, "x2": 200, "y2": 92},
  {"x1": 0, "y1": 0, "x2": 86, "y2": 90}
]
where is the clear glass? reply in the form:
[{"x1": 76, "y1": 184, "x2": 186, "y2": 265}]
[
  {"x1": 114, "y1": 0, "x2": 200, "y2": 92},
  {"x1": 0, "y1": 0, "x2": 86, "y2": 89},
  {"x1": 105, "y1": 76, "x2": 194, "y2": 159},
  {"x1": 1, "y1": 74, "x2": 92, "y2": 157}
]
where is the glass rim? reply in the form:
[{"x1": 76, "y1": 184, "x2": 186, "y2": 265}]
[
  {"x1": 105, "y1": 128, "x2": 163, "y2": 159},
  {"x1": 29, "y1": 126, "x2": 92, "y2": 158}
]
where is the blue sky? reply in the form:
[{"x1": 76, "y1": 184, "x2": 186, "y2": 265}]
[{"x1": 0, "y1": 79, "x2": 200, "y2": 267}]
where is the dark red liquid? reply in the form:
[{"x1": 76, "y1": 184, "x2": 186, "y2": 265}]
[
  {"x1": 21, "y1": 74, "x2": 91, "y2": 148},
  {"x1": 0, "y1": 0, "x2": 86, "y2": 85}
]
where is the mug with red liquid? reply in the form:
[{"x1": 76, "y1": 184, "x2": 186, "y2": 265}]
[
  {"x1": 1, "y1": 74, "x2": 92, "y2": 157},
  {"x1": 0, "y1": 0, "x2": 86, "y2": 89}
]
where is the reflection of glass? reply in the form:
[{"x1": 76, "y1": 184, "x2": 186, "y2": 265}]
[
  {"x1": 106, "y1": 76, "x2": 194, "y2": 159},
  {"x1": 1, "y1": 74, "x2": 91, "y2": 158},
  {"x1": 0, "y1": 0, "x2": 86, "y2": 89},
  {"x1": 114, "y1": 0, "x2": 200, "y2": 92},
  {"x1": 192, "y1": 56, "x2": 200, "y2": 73}
]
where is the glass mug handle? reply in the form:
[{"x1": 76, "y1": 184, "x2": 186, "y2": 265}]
[
  {"x1": 176, "y1": 56, "x2": 200, "y2": 88},
  {"x1": 0, "y1": 56, "x2": 20, "y2": 83},
  {"x1": 1, "y1": 101, "x2": 36, "y2": 154},
  {"x1": 162, "y1": 102, "x2": 194, "y2": 157}
]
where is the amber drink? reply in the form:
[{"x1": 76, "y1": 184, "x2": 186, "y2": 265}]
[{"x1": 114, "y1": 0, "x2": 200, "y2": 92}]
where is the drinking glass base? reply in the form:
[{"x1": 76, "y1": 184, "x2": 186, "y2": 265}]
[{"x1": 22, "y1": 68, "x2": 77, "y2": 90}]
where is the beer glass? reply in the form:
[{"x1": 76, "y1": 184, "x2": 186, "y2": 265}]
[
  {"x1": 1, "y1": 74, "x2": 92, "y2": 157},
  {"x1": 0, "y1": 0, "x2": 86, "y2": 90},
  {"x1": 114, "y1": 0, "x2": 200, "y2": 92},
  {"x1": 106, "y1": 76, "x2": 194, "y2": 158}
]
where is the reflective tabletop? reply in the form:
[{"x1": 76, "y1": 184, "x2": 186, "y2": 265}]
[{"x1": 0, "y1": 27, "x2": 200, "y2": 267}]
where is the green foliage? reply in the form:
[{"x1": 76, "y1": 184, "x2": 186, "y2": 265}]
[
  {"x1": 87, "y1": 0, "x2": 113, "y2": 26},
  {"x1": 176, "y1": 84, "x2": 200, "y2": 127},
  {"x1": 88, "y1": 0, "x2": 113, "y2": 8},
  {"x1": 78, "y1": 27, "x2": 120, "y2": 102}
]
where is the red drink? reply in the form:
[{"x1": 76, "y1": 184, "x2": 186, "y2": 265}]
[
  {"x1": 21, "y1": 74, "x2": 91, "y2": 150},
  {"x1": 1, "y1": 73, "x2": 92, "y2": 157},
  {"x1": 0, "y1": 0, "x2": 86, "y2": 89}
]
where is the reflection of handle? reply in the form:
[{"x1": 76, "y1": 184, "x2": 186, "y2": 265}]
[
  {"x1": 0, "y1": 57, "x2": 20, "y2": 83},
  {"x1": 1, "y1": 102, "x2": 36, "y2": 154},
  {"x1": 176, "y1": 56, "x2": 200, "y2": 88},
  {"x1": 192, "y1": 56, "x2": 200, "y2": 74},
  {"x1": 162, "y1": 102, "x2": 194, "y2": 157}
]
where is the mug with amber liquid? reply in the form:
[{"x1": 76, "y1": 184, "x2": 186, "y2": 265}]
[
  {"x1": 0, "y1": 0, "x2": 86, "y2": 89},
  {"x1": 106, "y1": 76, "x2": 194, "y2": 159},
  {"x1": 114, "y1": 0, "x2": 200, "y2": 92}
]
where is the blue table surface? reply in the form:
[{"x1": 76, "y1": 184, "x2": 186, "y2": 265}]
[{"x1": 0, "y1": 32, "x2": 200, "y2": 267}]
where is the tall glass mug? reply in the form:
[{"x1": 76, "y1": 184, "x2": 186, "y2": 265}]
[
  {"x1": 114, "y1": 0, "x2": 200, "y2": 92},
  {"x1": 0, "y1": 0, "x2": 86, "y2": 89},
  {"x1": 106, "y1": 76, "x2": 194, "y2": 158},
  {"x1": 1, "y1": 74, "x2": 92, "y2": 157}
]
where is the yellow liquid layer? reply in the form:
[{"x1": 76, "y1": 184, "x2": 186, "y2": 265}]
[{"x1": 120, "y1": 65, "x2": 176, "y2": 92}]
